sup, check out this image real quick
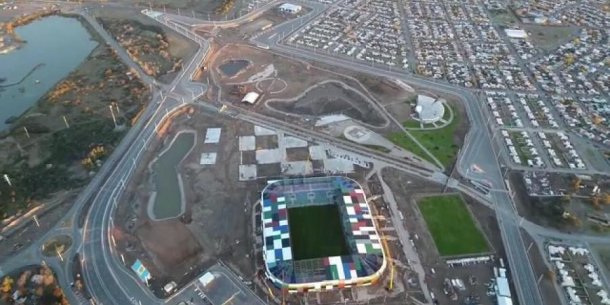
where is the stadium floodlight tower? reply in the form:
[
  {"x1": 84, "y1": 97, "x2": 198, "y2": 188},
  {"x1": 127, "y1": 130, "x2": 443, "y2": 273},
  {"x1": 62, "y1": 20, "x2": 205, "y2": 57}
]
[{"x1": 260, "y1": 176, "x2": 387, "y2": 293}]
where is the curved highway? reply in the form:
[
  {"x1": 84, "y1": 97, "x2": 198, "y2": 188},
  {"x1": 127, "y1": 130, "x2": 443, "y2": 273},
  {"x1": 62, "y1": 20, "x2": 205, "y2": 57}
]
[
  {"x1": 248, "y1": 3, "x2": 544, "y2": 304},
  {"x1": 3, "y1": 2, "x2": 608, "y2": 305}
]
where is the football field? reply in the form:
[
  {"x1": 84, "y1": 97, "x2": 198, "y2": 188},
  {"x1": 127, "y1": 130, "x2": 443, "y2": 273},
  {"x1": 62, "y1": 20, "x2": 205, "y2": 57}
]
[
  {"x1": 419, "y1": 195, "x2": 489, "y2": 256},
  {"x1": 288, "y1": 204, "x2": 350, "y2": 260}
]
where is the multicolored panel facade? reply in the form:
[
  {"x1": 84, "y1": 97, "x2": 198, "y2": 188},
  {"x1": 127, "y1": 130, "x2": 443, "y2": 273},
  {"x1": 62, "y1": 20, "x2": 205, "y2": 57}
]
[{"x1": 261, "y1": 176, "x2": 386, "y2": 292}]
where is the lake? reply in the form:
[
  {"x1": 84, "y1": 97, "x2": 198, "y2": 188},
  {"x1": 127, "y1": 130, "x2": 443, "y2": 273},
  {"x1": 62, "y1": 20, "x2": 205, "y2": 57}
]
[{"x1": 0, "y1": 15, "x2": 98, "y2": 131}]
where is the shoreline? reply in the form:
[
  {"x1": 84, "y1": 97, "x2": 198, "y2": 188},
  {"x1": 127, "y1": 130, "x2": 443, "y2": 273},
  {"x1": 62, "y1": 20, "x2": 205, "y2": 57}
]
[
  {"x1": 0, "y1": 8, "x2": 59, "y2": 54},
  {"x1": 1, "y1": 13, "x2": 105, "y2": 133}
]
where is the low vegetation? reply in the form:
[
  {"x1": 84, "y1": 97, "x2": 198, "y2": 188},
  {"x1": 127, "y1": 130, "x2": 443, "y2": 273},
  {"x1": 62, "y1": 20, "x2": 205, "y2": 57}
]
[
  {"x1": 418, "y1": 195, "x2": 489, "y2": 256},
  {"x1": 0, "y1": 43, "x2": 148, "y2": 218},
  {"x1": 97, "y1": 18, "x2": 183, "y2": 78},
  {"x1": 215, "y1": 0, "x2": 235, "y2": 15}
]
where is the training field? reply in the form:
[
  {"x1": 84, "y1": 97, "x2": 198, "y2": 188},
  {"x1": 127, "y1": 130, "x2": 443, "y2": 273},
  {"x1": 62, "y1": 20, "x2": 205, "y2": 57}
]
[
  {"x1": 288, "y1": 204, "x2": 350, "y2": 260},
  {"x1": 418, "y1": 195, "x2": 489, "y2": 256}
]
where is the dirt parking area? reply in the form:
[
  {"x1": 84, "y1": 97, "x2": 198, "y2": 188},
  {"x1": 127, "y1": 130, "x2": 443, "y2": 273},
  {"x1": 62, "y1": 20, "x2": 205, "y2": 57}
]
[{"x1": 381, "y1": 168, "x2": 507, "y2": 305}]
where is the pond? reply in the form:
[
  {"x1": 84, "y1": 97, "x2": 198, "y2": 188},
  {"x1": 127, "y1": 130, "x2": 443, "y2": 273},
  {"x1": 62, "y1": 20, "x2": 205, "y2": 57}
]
[
  {"x1": 218, "y1": 59, "x2": 249, "y2": 77},
  {"x1": 0, "y1": 15, "x2": 98, "y2": 131},
  {"x1": 150, "y1": 132, "x2": 195, "y2": 220}
]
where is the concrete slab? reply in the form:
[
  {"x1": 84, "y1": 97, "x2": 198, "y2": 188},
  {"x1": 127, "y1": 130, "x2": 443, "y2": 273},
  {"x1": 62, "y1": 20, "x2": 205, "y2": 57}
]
[
  {"x1": 256, "y1": 149, "x2": 282, "y2": 164},
  {"x1": 204, "y1": 128, "x2": 222, "y2": 144},
  {"x1": 200, "y1": 153, "x2": 217, "y2": 165},
  {"x1": 239, "y1": 136, "x2": 256, "y2": 151},
  {"x1": 309, "y1": 145, "x2": 327, "y2": 160},
  {"x1": 323, "y1": 158, "x2": 355, "y2": 173},
  {"x1": 282, "y1": 161, "x2": 314, "y2": 175},
  {"x1": 254, "y1": 125, "x2": 276, "y2": 136},
  {"x1": 284, "y1": 136, "x2": 308, "y2": 148},
  {"x1": 239, "y1": 164, "x2": 257, "y2": 181}
]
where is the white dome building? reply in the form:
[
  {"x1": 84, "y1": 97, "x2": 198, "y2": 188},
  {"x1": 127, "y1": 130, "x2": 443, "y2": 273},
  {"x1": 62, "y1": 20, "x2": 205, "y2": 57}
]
[{"x1": 414, "y1": 95, "x2": 445, "y2": 124}]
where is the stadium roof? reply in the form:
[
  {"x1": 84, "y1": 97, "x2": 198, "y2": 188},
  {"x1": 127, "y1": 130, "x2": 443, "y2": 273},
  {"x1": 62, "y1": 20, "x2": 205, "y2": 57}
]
[{"x1": 261, "y1": 177, "x2": 386, "y2": 289}]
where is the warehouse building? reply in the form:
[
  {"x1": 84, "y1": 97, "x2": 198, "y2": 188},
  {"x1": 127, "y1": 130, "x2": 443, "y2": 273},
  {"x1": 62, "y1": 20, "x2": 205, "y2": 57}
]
[{"x1": 279, "y1": 3, "x2": 302, "y2": 14}]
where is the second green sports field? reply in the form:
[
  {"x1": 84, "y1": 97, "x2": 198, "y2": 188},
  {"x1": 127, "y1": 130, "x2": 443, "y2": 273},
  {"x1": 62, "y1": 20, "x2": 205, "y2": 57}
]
[{"x1": 418, "y1": 195, "x2": 489, "y2": 256}]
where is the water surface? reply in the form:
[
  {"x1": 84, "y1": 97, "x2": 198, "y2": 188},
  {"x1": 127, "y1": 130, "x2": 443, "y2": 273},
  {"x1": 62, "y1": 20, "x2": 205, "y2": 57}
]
[{"x1": 0, "y1": 15, "x2": 98, "y2": 131}]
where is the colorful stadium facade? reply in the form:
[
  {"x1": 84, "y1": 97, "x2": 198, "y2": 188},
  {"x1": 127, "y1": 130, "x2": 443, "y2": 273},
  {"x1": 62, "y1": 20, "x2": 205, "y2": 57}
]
[{"x1": 261, "y1": 176, "x2": 387, "y2": 293}]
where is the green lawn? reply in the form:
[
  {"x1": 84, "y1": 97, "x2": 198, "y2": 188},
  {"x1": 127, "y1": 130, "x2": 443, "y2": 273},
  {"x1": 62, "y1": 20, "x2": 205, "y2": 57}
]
[
  {"x1": 418, "y1": 195, "x2": 489, "y2": 256},
  {"x1": 402, "y1": 119, "x2": 422, "y2": 129},
  {"x1": 388, "y1": 132, "x2": 437, "y2": 165},
  {"x1": 288, "y1": 204, "x2": 350, "y2": 260},
  {"x1": 388, "y1": 105, "x2": 460, "y2": 167}
]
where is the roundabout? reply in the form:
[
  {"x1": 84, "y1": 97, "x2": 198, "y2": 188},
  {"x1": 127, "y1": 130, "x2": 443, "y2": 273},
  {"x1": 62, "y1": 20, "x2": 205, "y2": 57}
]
[{"x1": 41, "y1": 235, "x2": 72, "y2": 258}]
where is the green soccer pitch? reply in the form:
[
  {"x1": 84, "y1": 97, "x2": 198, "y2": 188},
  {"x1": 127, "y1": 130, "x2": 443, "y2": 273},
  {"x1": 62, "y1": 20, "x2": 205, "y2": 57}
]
[
  {"x1": 418, "y1": 195, "x2": 489, "y2": 256},
  {"x1": 288, "y1": 204, "x2": 350, "y2": 260}
]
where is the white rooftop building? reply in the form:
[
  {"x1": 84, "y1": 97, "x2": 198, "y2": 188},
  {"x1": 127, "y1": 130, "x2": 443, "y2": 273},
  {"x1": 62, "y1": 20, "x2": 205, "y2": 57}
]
[
  {"x1": 279, "y1": 3, "x2": 302, "y2": 14},
  {"x1": 414, "y1": 95, "x2": 445, "y2": 124},
  {"x1": 505, "y1": 29, "x2": 528, "y2": 39},
  {"x1": 242, "y1": 92, "x2": 260, "y2": 104}
]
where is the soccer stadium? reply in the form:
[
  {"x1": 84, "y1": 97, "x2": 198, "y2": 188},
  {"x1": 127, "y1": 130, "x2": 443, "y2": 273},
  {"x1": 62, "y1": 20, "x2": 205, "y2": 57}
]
[{"x1": 261, "y1": 176, "x2": 387, "y2": 293}]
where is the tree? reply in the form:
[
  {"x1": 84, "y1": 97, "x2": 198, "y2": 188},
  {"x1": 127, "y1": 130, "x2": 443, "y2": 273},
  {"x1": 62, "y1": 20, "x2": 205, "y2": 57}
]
[
  {"x1": 602, "y1": 193, "x2": 610, "y2": 205},
  {"x1": 591, "y1": 195, "x2": 601, "y2": 210},
  {"x1": 0, "y1": 276, "x2": 13, "y2": 294},
  {"x1": 545, "y1": 269, "x2": 556, "y2": 282},
  {"x1": 571, "y1": 177, "x2": 581, "y2": 193}
]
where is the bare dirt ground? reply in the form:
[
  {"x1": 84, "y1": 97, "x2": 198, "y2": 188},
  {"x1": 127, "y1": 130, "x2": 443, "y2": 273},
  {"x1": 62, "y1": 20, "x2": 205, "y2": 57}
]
[
  {"x1": 204, "y1": 43, "x2": 392, "y2": 129},
  {"x1": 114, "y1": 108, "x2": 260, "y2": 296},
  {"x1": 381, "y1": 168, "x2": 505, "y2": 305},
  {"x1": 267, "y1": 81, "x2": 387, "y2": 126},
  {"x1": 355, "y1": 74, "x2": 416, "y2": 123}
]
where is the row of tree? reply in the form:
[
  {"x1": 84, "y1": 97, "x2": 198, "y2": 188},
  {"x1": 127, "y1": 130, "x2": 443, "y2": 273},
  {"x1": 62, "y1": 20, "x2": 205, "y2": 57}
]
[{"x1": 1, "y1": 265, "x2": 69, "y2": 305}]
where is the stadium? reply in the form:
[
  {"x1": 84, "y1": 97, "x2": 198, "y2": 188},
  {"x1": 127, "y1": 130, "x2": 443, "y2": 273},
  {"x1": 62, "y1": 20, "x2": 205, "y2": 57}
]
[{"x1": 261, "y1": 176, "x2": 387, "y2": 293}]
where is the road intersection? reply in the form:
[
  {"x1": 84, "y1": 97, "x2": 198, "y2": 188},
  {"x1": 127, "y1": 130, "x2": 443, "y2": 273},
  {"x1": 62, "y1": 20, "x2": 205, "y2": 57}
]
[{"x1": 2, "y1": 2, "x2": 609, "y2": 305}]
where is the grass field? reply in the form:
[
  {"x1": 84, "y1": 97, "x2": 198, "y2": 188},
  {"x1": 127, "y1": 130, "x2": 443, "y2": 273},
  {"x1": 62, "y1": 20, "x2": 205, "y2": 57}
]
[
  {"x1": 288, "y1": 204, "x2": 350, "y2": 260},
  {"x1": 419, "y1": 195, "x2": 489, "y2": 256},
  {"x1": 388, "y1": 105, "x2": 460, "y2": 167},
  {"x1": 388, "y1": 132, "x2": 437, "y2": 165}
]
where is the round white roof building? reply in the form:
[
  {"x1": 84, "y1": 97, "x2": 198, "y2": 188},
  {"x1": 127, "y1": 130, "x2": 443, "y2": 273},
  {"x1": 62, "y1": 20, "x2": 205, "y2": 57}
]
[{"x1": 415, "y1": 95, "x2": 445, "y2": 124}]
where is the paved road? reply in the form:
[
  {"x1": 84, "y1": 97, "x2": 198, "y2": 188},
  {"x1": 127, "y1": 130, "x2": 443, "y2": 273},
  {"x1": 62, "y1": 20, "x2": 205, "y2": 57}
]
[
  {"x1": 3, "y1": 3, "x2": 607, "y2": 305},
  {"x1": 1, "y1": 6, "x2": 209, "y2": 305},
  {"x1": 249, "y1": 26, "x2": 544, "y2": 305}
]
